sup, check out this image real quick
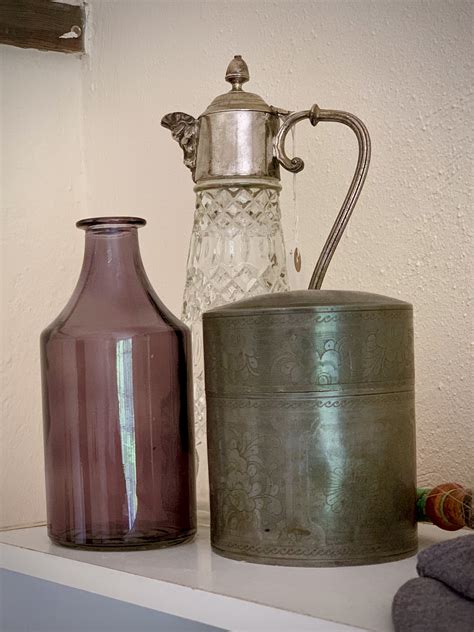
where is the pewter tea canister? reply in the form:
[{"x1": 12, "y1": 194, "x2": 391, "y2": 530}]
[
  {"x1": 202, "y1": 82, "x2": 417, "y2": 565},
  {"x1": 203, "y1": 290, "x2": 417, "y2": 566}
]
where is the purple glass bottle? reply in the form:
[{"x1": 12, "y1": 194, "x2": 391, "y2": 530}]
[{"x1": 41, "y1": 217, "x2": 196, "y2": 549}]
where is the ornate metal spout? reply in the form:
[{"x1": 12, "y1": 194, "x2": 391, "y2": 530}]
[{"x1": 161, "y1": 112, "x2": 198, "y2": 179}]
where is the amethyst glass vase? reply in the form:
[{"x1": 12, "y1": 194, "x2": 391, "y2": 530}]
[{"x1": 41, "y1": 217, "x2": 196, "y2": 549}]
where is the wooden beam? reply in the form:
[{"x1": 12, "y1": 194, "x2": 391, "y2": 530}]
[{"x1": 0, "y1": 0, "x2": 85, "y2": 54}]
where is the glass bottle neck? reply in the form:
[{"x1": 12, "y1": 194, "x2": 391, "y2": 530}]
[
  {"x1": 49, "y1": 217, "x2": 183, "y2": 334},
  {"x1": 78, "y1": 227, "x2": 146, "y2": 295}
]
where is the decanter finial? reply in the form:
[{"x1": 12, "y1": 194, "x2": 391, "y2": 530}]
[{"x1": 225, "y1": 55, "x2": 249, "y2": 91}]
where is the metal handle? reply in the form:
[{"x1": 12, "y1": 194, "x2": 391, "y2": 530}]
[{"x1": 275, "y1": 104, "x2": 371, "y2": 289}]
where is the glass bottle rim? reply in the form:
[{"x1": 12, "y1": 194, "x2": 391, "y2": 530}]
[{"x1": 76, "y1": 216, "x2": 146, "y2": 230}]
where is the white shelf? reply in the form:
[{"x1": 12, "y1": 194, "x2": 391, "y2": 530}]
[{"x1": 0, "y1": 523, "x2": 467, "y2": 631}]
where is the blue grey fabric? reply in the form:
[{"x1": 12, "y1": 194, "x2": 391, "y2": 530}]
[
  {"x1": 417, "y1": 534, "x2": 474, "y2": 600},
  {"x1": 392, "y1": 535, "x2": 474, "y2": 632},
  {"x1": 392, "y1": 576, "x2": 474, "y2": 632}
]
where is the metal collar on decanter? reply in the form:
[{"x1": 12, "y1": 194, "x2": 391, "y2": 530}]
[{"x1": 193, "y1": 177, "x2": 281, "y2": 192}]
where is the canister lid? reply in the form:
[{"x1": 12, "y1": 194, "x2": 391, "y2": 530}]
[
  {"x1": 204, "y1": 290, "x2": 412, "y2": 318},
  {"x1": 201, "y1": 55, "x2": 273, "y2": 116},
  {"x1": 204, "y1": 288, "x2": 414, "y2": 396}
]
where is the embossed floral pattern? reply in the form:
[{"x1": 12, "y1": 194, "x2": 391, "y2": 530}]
[
  {"x1": 362, "y1": 327, "x2": 413, "y2": 379},
  {"x1": 272, "y1": 336, "x2": 349, "y2": 385},
  {"x1": 205, "y1": 311, "x2": 414, "y2": 395},
  {"x1": 216, "y1": 430, "x2": 283, "y2": 533},
  {"x1": 221, "y1": 331, "x2": 259, "y2": 381},
  {"x1": 324, "y1": 464, "x2": 379, "y2": 520}
]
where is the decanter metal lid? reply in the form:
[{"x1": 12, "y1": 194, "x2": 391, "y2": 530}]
[
  {"x1": 161, "y1": 55, "x2": 280, "y2": 185},
  {"x1": 202, "y1": 55, "x2": 273, "y2": 115}
]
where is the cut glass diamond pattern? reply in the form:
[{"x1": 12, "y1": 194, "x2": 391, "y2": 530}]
[{"x1": 182, "y1": 185, "x2": 289, "y2": 451}]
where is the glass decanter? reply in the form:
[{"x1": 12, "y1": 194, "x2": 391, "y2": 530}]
[{"x1": 162, "y1": 57, "x2": 291, "y2": 502}]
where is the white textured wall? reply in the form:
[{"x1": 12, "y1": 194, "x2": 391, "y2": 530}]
[
  {"x1": 1, "y1": 0, "x2": 472, "y2": 527},
  {"x1": 1, "y1": 47, "x2": 85, "y2": 527}
]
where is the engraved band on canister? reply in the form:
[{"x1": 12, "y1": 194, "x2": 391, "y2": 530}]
[{"x1": 203, "y1": 290, "x2": 417, "y2": 566}]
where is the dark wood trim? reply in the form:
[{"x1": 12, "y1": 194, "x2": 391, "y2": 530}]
[{"x1": 0, "y1": 0, "x2": 85, "y2": 54}]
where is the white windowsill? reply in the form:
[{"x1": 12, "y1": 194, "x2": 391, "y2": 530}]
[{"x1": 0, "y1": 523, "x2": 467, "y2": 632}]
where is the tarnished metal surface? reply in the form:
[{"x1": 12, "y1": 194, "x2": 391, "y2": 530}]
[
  {"x1": 203, "y1": 290, "x2": 417, "y2": 566},
  {"x1": 204, "y1": 291, "x2": 413, "y2": 395},
  {"x1": 161, "y1": 55, "x2": 278, "y2": 184},
  {"x1": 194, "y1": 110, "x2": 280, "y2": 183}
]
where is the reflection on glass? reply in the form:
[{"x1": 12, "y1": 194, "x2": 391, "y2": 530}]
[{"x1": 116, "y1": 337, "x2": 137, "y2": 530}]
